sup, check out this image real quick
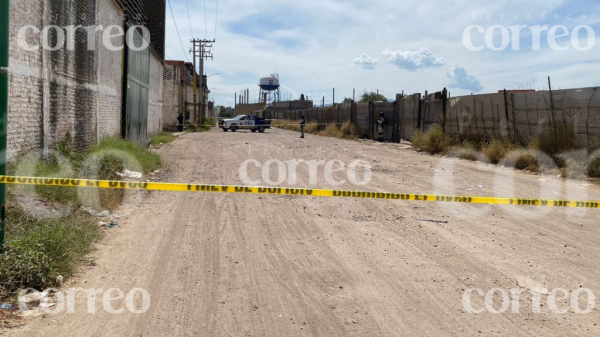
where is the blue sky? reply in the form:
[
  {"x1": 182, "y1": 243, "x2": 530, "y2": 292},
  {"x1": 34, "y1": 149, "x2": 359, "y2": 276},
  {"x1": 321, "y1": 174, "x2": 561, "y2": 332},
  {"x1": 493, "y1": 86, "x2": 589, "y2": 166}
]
[{"x1": 165, "y1": 0, "x2": 600, "y2": 106}]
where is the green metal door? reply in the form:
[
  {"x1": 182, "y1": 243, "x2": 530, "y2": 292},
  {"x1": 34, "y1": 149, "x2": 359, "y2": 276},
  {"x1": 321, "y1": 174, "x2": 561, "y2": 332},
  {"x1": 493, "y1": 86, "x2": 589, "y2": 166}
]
[{"x1": 123, "y1": 22, "x2": 150, "y2": 146}]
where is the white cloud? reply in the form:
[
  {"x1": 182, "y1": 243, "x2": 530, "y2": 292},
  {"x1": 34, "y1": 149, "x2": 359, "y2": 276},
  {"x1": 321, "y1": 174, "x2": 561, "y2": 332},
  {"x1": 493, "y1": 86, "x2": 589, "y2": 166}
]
[
  {"x1": 447, "y1": 65, "x2": 483, "y2": 92},
  {"x1": 351, "y1": 53, "x2": 380, "y2": 70},
  {"x1": 382, "y1": 48, "x2": 446, "y2": 71}
]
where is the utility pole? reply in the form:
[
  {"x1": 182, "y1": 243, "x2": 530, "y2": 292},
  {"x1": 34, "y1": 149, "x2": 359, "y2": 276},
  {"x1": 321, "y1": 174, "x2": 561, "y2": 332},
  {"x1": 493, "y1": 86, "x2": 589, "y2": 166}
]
[
  {"x1": 353, "y1": 88, "x2": 355, "y2": 102},
  {"x1": 191, "y1": 42, "x2": 198, "y2": 125},
  {"x1": 333, "y1": 88, "x2": 335, "y2": 106},
  {"x1": 0, "y1": 0, "x2": 9, "y2": 253},
  {"x1": 191, "y1": 39, "x2": 215, "y2": 123}
]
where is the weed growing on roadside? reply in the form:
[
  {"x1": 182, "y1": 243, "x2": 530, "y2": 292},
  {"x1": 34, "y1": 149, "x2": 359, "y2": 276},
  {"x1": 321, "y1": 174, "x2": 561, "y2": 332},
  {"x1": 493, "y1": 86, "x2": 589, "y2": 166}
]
[
  {"x1": 412, "y1": 125, "x2": 453, "y2": 154},
  {"x1": 0, "y1": 202, "x2": 101, "y2": 298},
  {"x1": 150, "y1": 132, "x2": 177, "y2": 147}
]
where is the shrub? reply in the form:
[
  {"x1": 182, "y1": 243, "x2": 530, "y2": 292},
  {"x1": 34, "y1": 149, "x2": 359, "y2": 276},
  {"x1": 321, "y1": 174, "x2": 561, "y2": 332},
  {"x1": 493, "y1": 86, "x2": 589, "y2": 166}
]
[
  {"x1": 34, "y1": 155, "x2": 79, "y2": 205},
  {"x1": 483, "y1": 139, "x2": 514, "y2": 164},
  {"x1": 588, "y1": 157, "x2": 600, "y2": 178},
  {"x1": 88, "y1": 137, "x2": 160, "y2": 174},
  {"x1": 305, "y1": 123, "x2": 319, "y2": 134},
  {"x1": 447, "y1": 146, "x2": 479, "y2": 161},
  {"x1": 513, "y1": 152, "x2": 540, "y2": 172},
  {"x1": 536, "y1": 123, "x2": 580, "y2": 156},
  {"x1": 319, "y1": 124, "x2": 342, "y2": 138},
  {"x1": 202, "y1": 117, "x2": 218, "y2": 127},
  {"x1": 411, "y1": 125, "x2": 453, "y2": 154},
  {"x1": 271, "y1": 119, "x2": 300, "y2": 132},
  {"x1": 0, "y1": 203, "x2": 101, "y2": 297},
  {"x1": 340, "y1": 121, "x2": 362, "y2": 139},
  {"x1": 273, "y1": 120, "x2": 361, "y2": 140}
]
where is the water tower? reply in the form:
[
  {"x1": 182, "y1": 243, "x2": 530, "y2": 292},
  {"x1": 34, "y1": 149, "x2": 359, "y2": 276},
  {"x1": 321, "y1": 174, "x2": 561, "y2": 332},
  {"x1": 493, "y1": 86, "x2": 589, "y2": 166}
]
[{"x1": 259, "y1": 74, "x2": 281, "y2": 106}]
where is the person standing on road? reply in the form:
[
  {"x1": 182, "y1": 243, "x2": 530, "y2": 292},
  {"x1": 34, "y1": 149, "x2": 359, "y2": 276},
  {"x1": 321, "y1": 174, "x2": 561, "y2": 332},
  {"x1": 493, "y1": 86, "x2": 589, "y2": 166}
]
[
  {"x1": 377, "y1": 112, "x2": 386, "y2": 142},
  {"x1": 300, "y1": 114, "x2": 306, "y2": 139},
  {"x1": 177, "y1": 113, "x2": 184, "y2": 132}
]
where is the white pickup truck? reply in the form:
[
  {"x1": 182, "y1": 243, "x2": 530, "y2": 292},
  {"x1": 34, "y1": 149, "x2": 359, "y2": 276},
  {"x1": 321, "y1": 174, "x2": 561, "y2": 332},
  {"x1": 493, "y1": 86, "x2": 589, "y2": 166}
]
[{"x1": 219, "y1": 115, "x2": 271, "y2": 133}]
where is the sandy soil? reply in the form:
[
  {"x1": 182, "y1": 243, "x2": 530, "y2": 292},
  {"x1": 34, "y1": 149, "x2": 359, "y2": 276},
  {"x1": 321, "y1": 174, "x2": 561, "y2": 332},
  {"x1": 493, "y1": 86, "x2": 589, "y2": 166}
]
[{"x1": 8, "y1": 128, "x2": 600, "y2": 336}]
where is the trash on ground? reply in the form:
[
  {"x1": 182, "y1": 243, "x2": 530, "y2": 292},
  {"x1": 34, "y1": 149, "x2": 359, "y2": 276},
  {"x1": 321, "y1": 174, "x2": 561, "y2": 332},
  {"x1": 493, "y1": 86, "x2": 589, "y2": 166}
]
[
  {"x1": 107, "y1": 221, "x2": 119, "y2": 229},
  {"x1": 415, "y1": 219, "x2": 448, "y2": 224},
  {"x1": 39, "y1": 303, "x2": 56, "y2": 309},
  {"x1": 116, "y1": 169, "x2": 142, "y2": 179},
  {"x1": 97, "y1": 210, "x2": 111, "y2": 218},
  {"x1": 477, "y1": 184, "x2": 487, "y2": 190},
  {"x1": 0, "y1": 304, "x2": 15, "y2": 310},
  {"x1": 18, "y1": 290, "x2": 49, "y2": 304},
  {"x1": 80, "y1": 206, "x2": 111, "y2": 218}
]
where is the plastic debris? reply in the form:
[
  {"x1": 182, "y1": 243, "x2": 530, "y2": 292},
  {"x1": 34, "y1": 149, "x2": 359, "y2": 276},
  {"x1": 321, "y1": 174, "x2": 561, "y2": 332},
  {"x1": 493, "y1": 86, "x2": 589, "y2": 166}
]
[
  {"x1": 1, "y1": 304, "x2": 15, "y2": 310},
  {"x1": 116, "y1": 169, "x2": 142, "y2": 179},
  {"x1": 107, "y1": 221, "x2": 119, "y2": 229},
  {"x1": 80, "y1": 206, "x2": 111, "y2": 218},
  {"x1": 97, "y1": 210, "x2": 111, "y2": 218},
  {"x1": 18, "y1": 290, "x2": 49, "y2": 304}
]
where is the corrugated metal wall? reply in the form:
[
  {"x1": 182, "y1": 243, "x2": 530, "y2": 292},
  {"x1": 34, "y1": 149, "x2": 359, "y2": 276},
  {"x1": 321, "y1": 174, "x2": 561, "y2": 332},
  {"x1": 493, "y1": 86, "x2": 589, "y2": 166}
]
[{"x1": 123, "y1": 23, "x2": 150, "y2": 145}]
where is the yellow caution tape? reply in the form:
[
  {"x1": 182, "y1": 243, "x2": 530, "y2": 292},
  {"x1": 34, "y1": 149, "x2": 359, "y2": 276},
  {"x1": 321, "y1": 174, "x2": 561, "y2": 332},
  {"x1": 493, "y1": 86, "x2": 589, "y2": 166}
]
[{"x1": 0, "y1": 175, "x2": 598, "y2": 209}]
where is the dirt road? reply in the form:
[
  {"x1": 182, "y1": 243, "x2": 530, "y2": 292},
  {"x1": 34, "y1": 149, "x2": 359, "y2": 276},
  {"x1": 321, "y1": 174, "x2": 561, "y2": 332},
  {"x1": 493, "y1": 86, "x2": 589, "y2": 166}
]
[{"x1": 10, "y1": 128, "x2": 600, "y2": 336}]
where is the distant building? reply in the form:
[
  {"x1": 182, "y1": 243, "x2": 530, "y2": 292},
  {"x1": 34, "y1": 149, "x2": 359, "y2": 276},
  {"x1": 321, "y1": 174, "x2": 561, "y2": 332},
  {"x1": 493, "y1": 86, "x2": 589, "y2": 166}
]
[{"x1": 162, "y1": 61, "x2": 211, "y2": 128}]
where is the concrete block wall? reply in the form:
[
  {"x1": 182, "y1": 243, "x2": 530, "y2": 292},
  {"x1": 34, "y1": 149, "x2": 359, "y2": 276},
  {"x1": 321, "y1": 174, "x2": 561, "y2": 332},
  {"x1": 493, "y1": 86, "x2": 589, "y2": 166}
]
[
  {"x1": 399, "y1": 94, "x2": 420, "y2": 140},
  {"x1": 272, "y1": 100, "x2": 314, "y2": 110},
  {"x1": 355, "y1": 104, "x2": 370, "y2": 133},
  {"x1": 162, "y1": 63, "x2": 181, "y2": 127},
  {"x1": 445, "y1": 93, "x2": 509, "y2": 139},
  {"x1": 147, "y1": 53, "x2": 164, "y2": 138},
  {"x1": 438, "y1": 87, "x2": 600, "y2": 147},
  {"x1": 511, "y1": 88, "x2": 600, "y2": 146}
]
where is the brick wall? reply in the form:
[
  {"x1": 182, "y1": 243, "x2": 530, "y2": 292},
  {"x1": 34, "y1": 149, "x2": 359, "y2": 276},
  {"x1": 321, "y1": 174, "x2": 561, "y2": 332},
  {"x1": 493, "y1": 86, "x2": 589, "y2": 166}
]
[
  {"x1": 7, "y1": 0, "x2": 44, "y2": 160},
  {"x1": 162, "y1": 63, "x2": 181, "y2": 127},
  {"x1": 97, "y1": 0, "x2": 124, "y2": 139},
  {"x1": 7, "y1": 0, "x2": 168, "y2": 161},
  {"x1": 45, "y1": 0, "x2": 98, "y2": 151}
]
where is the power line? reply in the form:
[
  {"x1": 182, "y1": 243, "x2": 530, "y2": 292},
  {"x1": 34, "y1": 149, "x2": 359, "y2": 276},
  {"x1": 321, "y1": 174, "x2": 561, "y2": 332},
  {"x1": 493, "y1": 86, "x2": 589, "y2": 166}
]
[
  {"x1": 203, "y1": 0, "x2": 208, "y2": 39},
  {"x1": 167, "y1": 0, "x2": 189, "y2": 62},
  {"x1": 214, "y1": 0, "x2": 219, "y2": 39},
  {"x1": 185, "y1": 0, "x2": 195, "y2": 38}
]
